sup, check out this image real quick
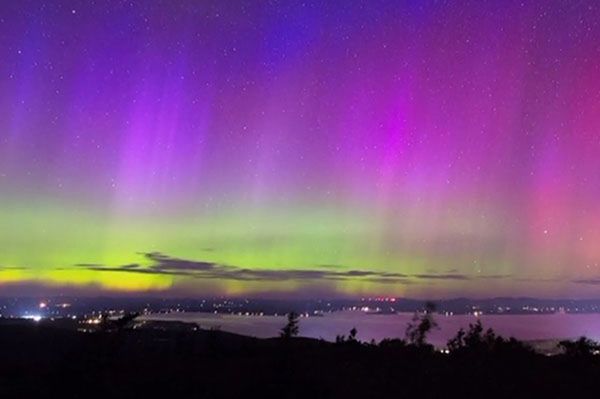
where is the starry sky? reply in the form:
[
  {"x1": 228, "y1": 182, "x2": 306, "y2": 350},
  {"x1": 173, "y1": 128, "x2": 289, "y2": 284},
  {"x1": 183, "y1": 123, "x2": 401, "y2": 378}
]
[{"x1": 1, "y1": 0, "x2": 600, "y2": 298}]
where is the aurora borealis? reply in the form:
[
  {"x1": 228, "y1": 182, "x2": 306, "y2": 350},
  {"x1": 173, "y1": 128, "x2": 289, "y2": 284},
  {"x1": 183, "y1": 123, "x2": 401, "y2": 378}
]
[{"x1": 2, "y1": 0, "x2": 600, "y2": 298}]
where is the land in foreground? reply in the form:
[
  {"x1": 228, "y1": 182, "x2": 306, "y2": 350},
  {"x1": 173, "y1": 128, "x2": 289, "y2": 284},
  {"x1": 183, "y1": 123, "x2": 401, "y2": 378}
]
[{"x1": 1, "y1": 317, "x2": 599, "y2": 398}]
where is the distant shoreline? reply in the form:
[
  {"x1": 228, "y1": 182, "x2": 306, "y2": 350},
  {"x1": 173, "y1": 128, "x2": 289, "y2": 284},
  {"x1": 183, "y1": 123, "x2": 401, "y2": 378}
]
[{"x1": 139, "y1": 310, "x2": 600, "y2": 350}]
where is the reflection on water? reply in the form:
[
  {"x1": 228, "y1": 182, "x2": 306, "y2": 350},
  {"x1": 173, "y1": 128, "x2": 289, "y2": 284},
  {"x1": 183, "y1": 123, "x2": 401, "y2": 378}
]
[{"x1": 140, "y1": 311, "x2": 600, "y2": 345}]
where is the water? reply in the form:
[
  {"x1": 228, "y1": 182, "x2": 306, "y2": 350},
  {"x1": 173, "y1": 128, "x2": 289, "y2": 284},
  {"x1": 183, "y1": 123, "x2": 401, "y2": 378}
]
[{"x1": 139, "y1": 311, "x2": 600, "y2": 346}]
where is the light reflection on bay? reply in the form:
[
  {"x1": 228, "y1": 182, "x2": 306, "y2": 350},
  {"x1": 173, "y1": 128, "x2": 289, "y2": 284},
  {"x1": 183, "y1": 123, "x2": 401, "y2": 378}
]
[{"x1": 140, "y1": 311, "x2": 600, "y2": 346}]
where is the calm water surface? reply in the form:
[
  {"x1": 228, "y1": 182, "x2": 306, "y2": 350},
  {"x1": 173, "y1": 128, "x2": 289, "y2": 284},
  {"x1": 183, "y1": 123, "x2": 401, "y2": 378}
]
[{"x1": 140, "y1": 311, "x2": 600, "y2": 346}]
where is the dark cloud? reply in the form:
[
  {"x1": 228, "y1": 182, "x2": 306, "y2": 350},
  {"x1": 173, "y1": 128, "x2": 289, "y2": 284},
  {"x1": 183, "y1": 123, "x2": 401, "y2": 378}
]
[
  {"x1": 413, "y1": 274, "x2": 469, "y2": 280},
  {"x1": 82, "y1": 265, "x2": 193, "y2": 277},
  {"x1": 477, "y1": 274, "x2": 511, "y2": 280},
  {"x1": 415, "y1": 273, "x2": 511, "y2": 281},
  {"x1": 0, "y1": 266, "x2": 28, "y2": 271},
  {"x1": 316, "y1": 264, "x2": 345, "y2": 269},
  {"x1": 145, "y1": 252, "x2": 217, "y2": 271},
  {"x1": 121, "y1": 264, "x2": 142, "y2": 270},
  {"x1": 362, "y1": 277, "x2": 414, "y2": 285},
  {"x1": 572, "y1": 278, "x2": 600, "y2": 285},
  {"x1": 76, "y1": 263, "x2": 108, "y2": 268},
  {"x1": 514, "y1": 277, "x2": 562, "y2": 283},
  {"x1": 73, "y1": 252, "x2": 502, "y2": 285},
  {"x1": 2, "y1": 252, "x2": 510, "y2": 288}
]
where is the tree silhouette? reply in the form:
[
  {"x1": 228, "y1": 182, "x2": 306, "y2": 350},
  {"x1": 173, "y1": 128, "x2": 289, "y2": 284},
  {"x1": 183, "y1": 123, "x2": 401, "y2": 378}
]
[
  {"x1": 447, "y1": 320, "x2": 496, "y2": 352},
  {"x1": 280, "y1": 311, "x2": 300, "y2": 339},
  {"x1": 349, "y1": 327, "x2": 358, "y2": 342},
  {"x1": 405, "y1": 301, "x2": 438, "y2": 347}
]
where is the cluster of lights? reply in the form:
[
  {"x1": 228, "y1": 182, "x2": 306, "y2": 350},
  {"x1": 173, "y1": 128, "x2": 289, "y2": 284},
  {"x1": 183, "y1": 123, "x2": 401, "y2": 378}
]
[{"x1": 362, "y1": 297, "x2": 397, "y2": 302}]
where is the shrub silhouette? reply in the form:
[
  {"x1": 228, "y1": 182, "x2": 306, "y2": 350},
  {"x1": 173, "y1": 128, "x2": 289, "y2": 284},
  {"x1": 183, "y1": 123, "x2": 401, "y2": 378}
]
[
  {"x1": 447, "y1": 319, "x2": 532, "y2": 356},
  {"x1": 378, "y1": 338, "x2": 407, "y2": 349},
  {"x1": 335, "y1": 327, "x2": 360, "y2": 346},
  {"x1": 558, "y1": 336, "x2": 600, "y2": 357},
  {"x1": 99, "y1": 312, "x2": 139, "y2": 332}
]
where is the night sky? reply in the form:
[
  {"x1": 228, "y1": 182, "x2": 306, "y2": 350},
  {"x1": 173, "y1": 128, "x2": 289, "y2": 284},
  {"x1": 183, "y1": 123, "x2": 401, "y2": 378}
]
[{"x1": 2, "y1": 0, "x2": 600, "y2": 298}]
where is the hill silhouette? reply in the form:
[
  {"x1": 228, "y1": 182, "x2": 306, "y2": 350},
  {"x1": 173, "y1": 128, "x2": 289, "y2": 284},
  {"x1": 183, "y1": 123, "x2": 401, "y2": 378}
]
[{"x1": 0, "y1": 316, "x2": 599, "y2": 398}]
